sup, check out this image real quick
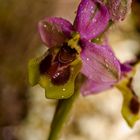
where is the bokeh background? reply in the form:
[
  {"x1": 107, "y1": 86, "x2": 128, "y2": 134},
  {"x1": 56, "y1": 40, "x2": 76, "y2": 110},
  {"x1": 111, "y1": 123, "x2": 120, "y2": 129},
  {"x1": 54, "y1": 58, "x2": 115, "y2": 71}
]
[{"x1": 0, "y1": 0, "x2": 140, "y2": 140}]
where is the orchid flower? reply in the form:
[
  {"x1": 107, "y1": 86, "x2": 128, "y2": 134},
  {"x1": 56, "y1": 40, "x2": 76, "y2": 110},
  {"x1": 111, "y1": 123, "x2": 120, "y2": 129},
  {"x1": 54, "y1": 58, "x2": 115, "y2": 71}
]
[
  {"x1": 28, "y1": 0, "x2": 140, "y2": 136},
  {"x1": 29, "y1": 0, "x2": 122, "y2": 99}
]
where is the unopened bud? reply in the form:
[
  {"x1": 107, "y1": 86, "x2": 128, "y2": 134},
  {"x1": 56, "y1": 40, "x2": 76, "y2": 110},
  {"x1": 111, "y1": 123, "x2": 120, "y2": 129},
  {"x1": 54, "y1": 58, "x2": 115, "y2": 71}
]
[{"x1": 108, "y1": 0, "x2": 132, "y2": 21}]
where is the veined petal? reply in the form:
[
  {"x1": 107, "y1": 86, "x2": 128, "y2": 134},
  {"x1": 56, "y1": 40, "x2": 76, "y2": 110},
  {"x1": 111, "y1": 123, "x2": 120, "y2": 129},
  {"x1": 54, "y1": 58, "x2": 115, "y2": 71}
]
[
  {"x1": 38, "y1": 17, "x2": 73, "y2": 47},
  {"x1": 108, "y1": 0, "x2": 132, "y2": 21},
  {"x1": 74, "y1": 0, "x2": 110, "y2": 40},
  {"x1": 81, "y1": 78, "x2": 113, "y2": 95},
  {"x1": 80, "y1": 41, "x2": 121, "y2": 92}
]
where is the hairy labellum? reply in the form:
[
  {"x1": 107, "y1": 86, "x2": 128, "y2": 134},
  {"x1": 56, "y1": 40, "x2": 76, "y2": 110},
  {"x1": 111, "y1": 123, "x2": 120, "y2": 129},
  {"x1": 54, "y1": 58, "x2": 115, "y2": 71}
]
[
  {"x1": 39, "y1": 44, "x2": 77, "y2": 85},
  {"x1": 51, "y1": 66, "x2": 71, "y2": 85},
  {"x1": 39, "y1": 53, "x2": 52, "y2": 74},
  {"x1": 127, "y1": 78, "x2": 140, "y2": 114},
  {"x1": 58, "y1": 44, "x2": 77, "y2": 64}
]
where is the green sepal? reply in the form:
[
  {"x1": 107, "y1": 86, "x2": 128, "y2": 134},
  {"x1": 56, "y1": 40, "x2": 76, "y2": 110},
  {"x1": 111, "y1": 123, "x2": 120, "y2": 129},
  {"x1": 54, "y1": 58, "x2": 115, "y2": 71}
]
[
  {"x1": 28, "y1": 58, "x2": 40, "y2": 86},
  {"x1": 28, "y1": 52, "x2": 47, "y2": 86},
  {"x1": 39, "y1": 57, "x2": 82, "y2": 99},
  {"x1": 116, "y1": 79, "x2": 140, "y2": 127}
]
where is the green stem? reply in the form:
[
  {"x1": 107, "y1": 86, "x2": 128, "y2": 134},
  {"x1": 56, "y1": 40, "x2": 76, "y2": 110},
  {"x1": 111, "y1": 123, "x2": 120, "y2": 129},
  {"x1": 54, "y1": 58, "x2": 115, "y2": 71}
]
[{"x1": 47, "y1": 75, "x2": 82, "y2": 140}]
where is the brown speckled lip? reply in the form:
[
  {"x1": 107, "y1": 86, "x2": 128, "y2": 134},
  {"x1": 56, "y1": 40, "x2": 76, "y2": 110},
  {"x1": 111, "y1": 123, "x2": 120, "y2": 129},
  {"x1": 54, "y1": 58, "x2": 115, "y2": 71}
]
[
  {"x1": 58, "y1": 44, "x2": 77, "y2": 64},
  {"x1": 39, "y1": 44, "x2": 77, "y2": 85},
  {"x1": 51, "y1": 66, "x2": 71, "y2": 85},
  {"x1": 129, "y1": 97, "x2": 140, "y2": 114},
  {"x1": 127, "y1": 78, "x2": 140, "y2": 114},
  {"x1": 39, "y1": 54, "x2": 52, "y2": 74}
]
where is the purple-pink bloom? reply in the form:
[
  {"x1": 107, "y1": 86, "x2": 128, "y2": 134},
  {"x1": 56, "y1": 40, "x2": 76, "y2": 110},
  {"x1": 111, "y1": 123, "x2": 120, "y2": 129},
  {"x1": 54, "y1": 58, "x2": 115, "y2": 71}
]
[
  {"x1": 38, "y1": 0, "x2": 122, "y2": 96},
  {"x1": 108, "y1": 0, "x2": 132, "y2": 21}
]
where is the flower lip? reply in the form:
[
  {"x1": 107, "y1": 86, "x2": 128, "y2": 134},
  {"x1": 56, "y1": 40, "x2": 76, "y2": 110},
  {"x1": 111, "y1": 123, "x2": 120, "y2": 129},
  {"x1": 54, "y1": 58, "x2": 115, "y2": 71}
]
[
  {"x1": 39, "y1": 42, "x2": 79, "y2": 86},
  {"x1": 51, "y1": 66, "x2": 71, "y2": 85},
  {"x1": 39, "y1": 52, "x2": 53, "y2": 75},
  {"x1": 126, "y1": 77, "x2": 140, "y2": 114},
  {"x1": 58, "y1": 43, "x2": 77, "y2": 64},
  {"x1": 129, "y1": 97, "x2": 140, "y2": 114}
]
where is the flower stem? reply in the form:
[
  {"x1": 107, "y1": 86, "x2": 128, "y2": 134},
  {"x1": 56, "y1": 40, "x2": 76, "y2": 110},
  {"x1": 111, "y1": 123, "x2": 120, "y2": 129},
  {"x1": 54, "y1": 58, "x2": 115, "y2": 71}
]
[{"x1": 47, "y1": 75, "x2": 83, "y2": 140}]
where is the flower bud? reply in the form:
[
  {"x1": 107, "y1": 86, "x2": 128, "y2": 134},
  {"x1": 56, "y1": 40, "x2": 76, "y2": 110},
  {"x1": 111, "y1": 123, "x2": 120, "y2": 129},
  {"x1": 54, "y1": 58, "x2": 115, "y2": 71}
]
[{"x1": 108, "y1": 0, "x2": 132, "y2": 21}]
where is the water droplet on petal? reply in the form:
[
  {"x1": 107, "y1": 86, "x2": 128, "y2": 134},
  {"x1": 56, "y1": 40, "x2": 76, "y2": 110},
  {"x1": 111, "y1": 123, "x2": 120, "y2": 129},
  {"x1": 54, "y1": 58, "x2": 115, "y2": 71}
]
[
  {"x1": 93, "y1": 19, "x2": 97, "y2": 22},
  {"x1": 51, "y1": 66, "x2": 70, "y2": 85},
  {"x1": 62, "y1": 88, "x2": 66, "y2": 91},
  {"x1": 104, "y1": 59, "x2": 109, "y2": 68},
  {"x1": 91, "y1": 10, "x2": 94, "y2": 14},
  {"x1": 61, "y1": 95, "x2": 64, "y2": 98},
  {"x1": 71, "y1": 68, "x2": 74, "y2": 71},
  {"x1": 105, "y1": 63, "x2": 109, "y2": 68},
  {"x1": 52, "y1": 72, "x2": 60, "y2": 79},
  {"x1": 113, "y1": 57, "x2": 116, "y2": 61},
  {"x1": 104, "y1": 59, "x2": 107, "y2": 62},
  {"x1": 91, "y1": 6, "x2": 93, "y2": 10},
  {"x1": 43, "y1": 24, "x2": 47, "y2": 28}
]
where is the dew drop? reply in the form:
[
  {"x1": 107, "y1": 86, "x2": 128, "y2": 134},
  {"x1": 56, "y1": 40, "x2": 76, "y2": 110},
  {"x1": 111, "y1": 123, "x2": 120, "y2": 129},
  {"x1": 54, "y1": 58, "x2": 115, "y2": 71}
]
[
  {"x1": 91, "y1": 6, "x2": 93, "y2": 10},
  {"x1": 104, "y1": 59, "x2": 109, "y2": 68},
  {"x1": 96, "y1": 38, "x2": 100, "y2": 41},
  {"x1": 93, "y1": 19, "x2": 97, "y2": 22},
  {"x1": 43, "y1": 24, "x2": 47, "y2": 28},
  {"x1": 105, "y1": 63, "x2": 109, "y2": 68},
  {"x1": 52, "y1": 26, "x2": 55, "y2": 31},
  {"x1": 53, "y1": 72, "x2": 60, "y2": 79},
  {"x1": 114, "y1": 57, "x2": 116, "y2": 60},
  {"x1": 86, "y1": 58, "x2": 89, "y2": 61},
  {"x1": 71, "y1": 67, "x2": 74, "y2": 71},
  {"x1": 91, "y1": 10, "x2": 94, "y2": 14},
  {"x1": 61, "y1": 95, "x2": 64, "y2": 98},
  {"x1": 62, "y1": 88, "x2": 66, "y2": 91},
  {"x1": 104, "y1": 59, "x2": 107, "y2": 62},
  {"x1": 113, "y1": 13, "x2": 116, "y2": 16}
]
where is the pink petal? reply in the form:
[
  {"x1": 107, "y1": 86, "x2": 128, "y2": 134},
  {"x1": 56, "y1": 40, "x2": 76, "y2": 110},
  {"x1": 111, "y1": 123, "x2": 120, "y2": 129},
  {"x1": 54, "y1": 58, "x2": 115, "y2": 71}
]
[
  {"x1": 80, "y1": 40, "x2": 121, "y2": 95},
  {"x1": 120, "y1": 63, "x2": 132, "y2": 74},
  {"x1": 81, "y1": 78, "x2": 113, "y2": 95},
  {"x1": 74, "y1": 0, "x2": 110, "y2": 40},
  {"x1": 38, "y1": 17, "x2": 73, "y2": 47}
]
